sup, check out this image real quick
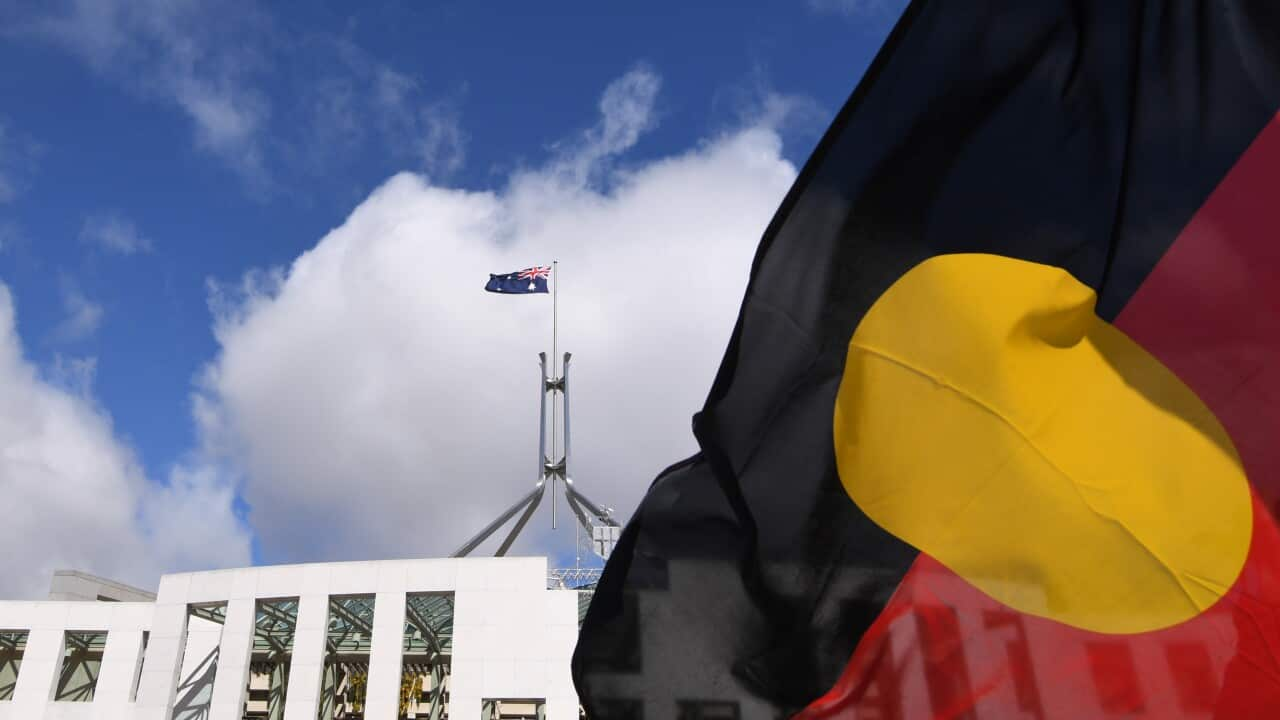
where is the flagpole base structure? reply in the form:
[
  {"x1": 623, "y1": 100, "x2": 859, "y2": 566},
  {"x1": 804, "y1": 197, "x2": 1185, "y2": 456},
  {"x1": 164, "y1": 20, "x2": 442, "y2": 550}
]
[{"x1": 451, "y1": 351, "x2": 620, "y2": 559}]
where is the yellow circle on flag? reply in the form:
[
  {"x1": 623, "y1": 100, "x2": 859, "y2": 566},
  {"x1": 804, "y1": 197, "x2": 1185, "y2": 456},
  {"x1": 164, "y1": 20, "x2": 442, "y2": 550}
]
[{"x1": 834, "y1": 254, "x2": 1252, "y2": 633}]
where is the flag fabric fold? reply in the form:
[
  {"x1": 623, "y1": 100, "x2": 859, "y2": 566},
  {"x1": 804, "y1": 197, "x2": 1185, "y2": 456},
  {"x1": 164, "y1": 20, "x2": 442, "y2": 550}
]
[{"x1": 573, "y1": 1, "x2": 1280, "y2": 717}]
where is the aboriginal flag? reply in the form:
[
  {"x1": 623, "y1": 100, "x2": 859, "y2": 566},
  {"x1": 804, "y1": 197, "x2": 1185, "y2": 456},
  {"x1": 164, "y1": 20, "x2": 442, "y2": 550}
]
[{"x1": 574, "y1": 1, "x2": 1280, "y2": 718}]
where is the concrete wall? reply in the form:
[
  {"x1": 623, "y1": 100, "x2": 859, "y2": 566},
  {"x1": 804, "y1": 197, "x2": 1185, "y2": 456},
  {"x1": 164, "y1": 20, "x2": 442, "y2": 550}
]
[
  {"x1": 0, "y1": 601, "x2": 151, "y2": 720},
  {"x1": 0, "y1": 557, "x2": 580, "y2": 720},
  {"x1": 47, "y1": 571, "x2": 155, "y2": 603}
]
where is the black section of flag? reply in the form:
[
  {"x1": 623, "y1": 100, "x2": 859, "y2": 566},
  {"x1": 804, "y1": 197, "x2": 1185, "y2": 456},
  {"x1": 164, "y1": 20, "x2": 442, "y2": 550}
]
[{"x1": 574, "y1": 1, "x2": 1280, "y2": 715}]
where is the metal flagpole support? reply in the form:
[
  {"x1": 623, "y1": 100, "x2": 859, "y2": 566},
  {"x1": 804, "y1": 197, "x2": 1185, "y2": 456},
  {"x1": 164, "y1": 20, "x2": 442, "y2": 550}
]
[
  {"x1": 544, "y1": 352, "x2": 565, "y2": 532},
  {"x1": 452, "y1": 351, "x2": 620, "y2": 559},
  {"x1": 550, "y1": 260, "x2": 558, "y2": 530},
  {"x1": 452, "y1": 260, "x2": 622, "y2": 559}
]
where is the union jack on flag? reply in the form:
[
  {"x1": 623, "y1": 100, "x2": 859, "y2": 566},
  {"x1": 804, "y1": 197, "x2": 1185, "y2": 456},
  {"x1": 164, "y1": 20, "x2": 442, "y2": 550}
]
[{"x1": 485, "y1": 265, "x2": 551, "y2": 294}]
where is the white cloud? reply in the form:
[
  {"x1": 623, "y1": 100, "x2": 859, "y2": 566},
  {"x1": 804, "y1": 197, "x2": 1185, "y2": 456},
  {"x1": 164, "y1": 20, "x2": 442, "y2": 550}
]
[
  {"x1": 324, "y1": 47, "x2": 468, "y2": 178},
  {"x1": 20, "y1": 0, "x2": 272, "y2": 185},
  {"x1": 51, "y1": 279, "x2": 103, "y2": 343},
  {"x1": 544, "y1": 67, "x2": 661, "y2": 187},
  {"x1": 196, "y1": 70, "x2": 799, "y2": 564},
  {"x1": 80, "y1": 212, "x2": 153, "y2": 254},
  {"x1": 13, "y1": 2, "x2": 465, "y2": 187},
  {"x1": 0, "y1": 284, "x2": 251, "y2": 598},
  {"x1": 175, "y1": 81, "x2": 268, "y2": 177},
  {"x1": 46, "y1": 354, "x2": 97, "y2": 399},
  {"x1": 412, "y1": 101, "x2": 467, "y2": 178}
]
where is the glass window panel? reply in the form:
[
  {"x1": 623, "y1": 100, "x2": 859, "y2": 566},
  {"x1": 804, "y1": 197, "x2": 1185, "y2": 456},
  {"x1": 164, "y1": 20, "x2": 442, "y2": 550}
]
[
  {"x1": 317, "y1": 595, "x2": 376, "y2": 720},
  {"x1": 400, "y1": 593, "x2": 454, "y2": 719},
  {"x1": 482, "y1": 698, "x2": 546, "y2": 720},
  {"x1": 244, "y1": 598, "x2": 298, "y2": 720},
  {"x1": 172, "y1": 603, "x2": 226, "y2": 720},
  {"x1": 0, "y1": 630, "x2": 27, "y2": 701},
  {"x1": 130, "y1": 631, "x2": 149, "y2": 702},
  {"x1": 54, "y1": 631, "x2": 108, "y2": 702}
]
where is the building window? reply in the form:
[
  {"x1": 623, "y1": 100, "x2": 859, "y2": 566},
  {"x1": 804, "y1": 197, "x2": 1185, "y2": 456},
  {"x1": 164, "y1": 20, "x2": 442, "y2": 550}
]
[
  {"x1": 130, "y1": 631, "x2": 149, "y2": 702},
  {"x1": 400, "y1": 593, "x2": 454, "y2": 719},
  {"x1": 0, "y1": 630, "x2": 27, "y2": 701},
  {"x1": 243, "y1": 598, "x2": 299, "y2": 720},
  {"x1": 55, "y1": 631, "x2": 107, "y2": 702},
  {"x1": 318, "y1": 595, "x2": 376, "y2": 720},
  {"x1": 173, "y1": 603, "x2": 227, "y2": 720},
  {"x1": 482, "y1": 698, "x2": 546, "y2": 720}
]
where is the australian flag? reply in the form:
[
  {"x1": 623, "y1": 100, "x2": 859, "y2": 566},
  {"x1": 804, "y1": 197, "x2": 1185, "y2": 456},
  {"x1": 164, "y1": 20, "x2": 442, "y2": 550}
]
[{"x1": 485, "y1": 265, "x2": 550, "y2": 294}]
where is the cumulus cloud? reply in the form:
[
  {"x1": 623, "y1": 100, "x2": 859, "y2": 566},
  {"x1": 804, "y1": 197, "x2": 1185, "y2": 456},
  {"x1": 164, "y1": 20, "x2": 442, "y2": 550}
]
[
  {"x1": 80, "y1": 211, "x2": 153, "y2": 254},
  {"x1": 51, "y1": 279, "x2": 104, "y2": 343},
  {"x1": 0, "y1": 284, "x2": 251, "y2": 598},
  {"x1": 196, "y1": 69, "x2": 799, "y2": 564}
]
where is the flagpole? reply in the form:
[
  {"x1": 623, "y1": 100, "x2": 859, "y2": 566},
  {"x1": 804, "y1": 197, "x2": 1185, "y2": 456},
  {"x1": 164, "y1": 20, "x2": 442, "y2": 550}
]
[{"x1": 551, "y1": 260, "x2": 558, "y2": 530}]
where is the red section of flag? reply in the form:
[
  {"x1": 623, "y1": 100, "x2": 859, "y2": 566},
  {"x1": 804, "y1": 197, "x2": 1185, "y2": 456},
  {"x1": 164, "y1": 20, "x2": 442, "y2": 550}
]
[
  {"x1": 1116, "y1": 114, "x2": 1280, "y2": 517},
  {"x1": 914, "y1": 605, "x2": 978, "y2": 720},
  {"x1": 801, "y1": 114, "x2": 1280, "y2": 719},
  {"x1": 799, "y1": 499, "x2": 1280, "y2": 718},
  {"x1": 517, "y1": 266, "x2": 551, "y2": 280},
  {"x1": 1085, "y1": 642, "x2": 1144, "y2": 714}
]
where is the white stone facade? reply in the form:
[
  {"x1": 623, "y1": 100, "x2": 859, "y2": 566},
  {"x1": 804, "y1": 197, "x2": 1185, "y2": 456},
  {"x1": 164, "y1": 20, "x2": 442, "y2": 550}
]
[{"x1": 0, "y1": 556, "x2": 581, "y2": 719}]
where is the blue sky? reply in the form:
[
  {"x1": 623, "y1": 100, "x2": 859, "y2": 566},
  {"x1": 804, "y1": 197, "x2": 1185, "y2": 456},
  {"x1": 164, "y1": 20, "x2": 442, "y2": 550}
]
[{"x1": 0, "y1": 0, "x2": 904, "y2": 596}]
